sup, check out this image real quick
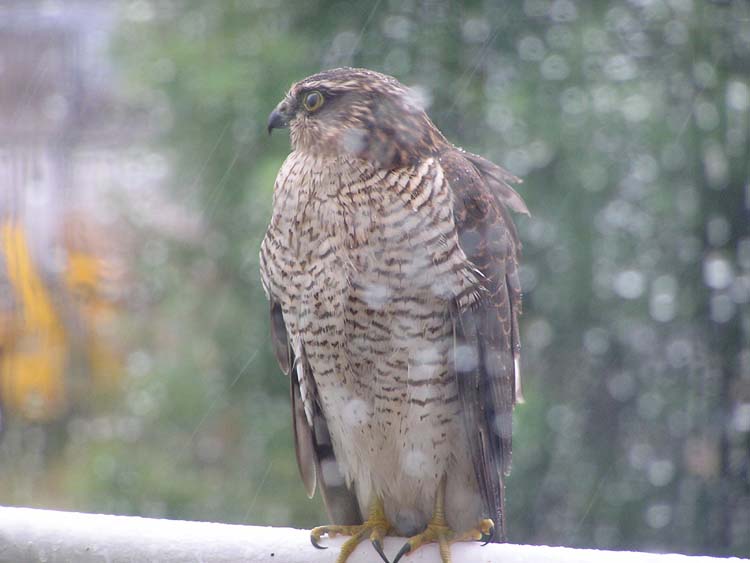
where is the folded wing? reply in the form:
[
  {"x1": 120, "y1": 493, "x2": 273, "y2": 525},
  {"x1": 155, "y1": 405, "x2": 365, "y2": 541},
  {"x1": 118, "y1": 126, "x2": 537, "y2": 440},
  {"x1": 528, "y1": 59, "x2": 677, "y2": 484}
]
[
  {"x1": 269, "y1": 300, "x2": 362, "y2": 525},
  {"x1": 439, "y1": 148, "x2": 526, "y2": 541}
]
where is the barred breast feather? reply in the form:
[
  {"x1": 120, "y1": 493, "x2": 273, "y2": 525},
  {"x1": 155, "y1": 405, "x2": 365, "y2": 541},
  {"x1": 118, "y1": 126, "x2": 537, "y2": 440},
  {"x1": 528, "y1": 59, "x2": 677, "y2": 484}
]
[{"x1": 260, "y1": 142, "x2": 525, "y2": 538}]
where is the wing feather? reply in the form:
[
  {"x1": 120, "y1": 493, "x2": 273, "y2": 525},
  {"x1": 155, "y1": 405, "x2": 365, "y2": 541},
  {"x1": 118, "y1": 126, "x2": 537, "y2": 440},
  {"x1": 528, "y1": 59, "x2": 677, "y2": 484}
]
[
  {"x1": 268, "y1": 301, "x2": 362, "y2": 524},
  {"x1": 440, "y1": 148, "x2": 525, "y2": 541}
]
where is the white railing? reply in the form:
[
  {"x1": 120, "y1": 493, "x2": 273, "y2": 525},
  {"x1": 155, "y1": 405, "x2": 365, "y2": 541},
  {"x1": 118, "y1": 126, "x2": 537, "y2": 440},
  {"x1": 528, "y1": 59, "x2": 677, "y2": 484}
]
[{"x1": 0, "y1": 506, "x2": 745, "y2": 563}]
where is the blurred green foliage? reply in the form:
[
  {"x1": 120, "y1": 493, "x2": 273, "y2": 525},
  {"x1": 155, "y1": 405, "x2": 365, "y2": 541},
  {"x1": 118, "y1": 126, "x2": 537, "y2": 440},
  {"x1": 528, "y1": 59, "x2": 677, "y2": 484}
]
[{"x1": 1, "y1": 0, "x2": 748, "y2": 558}]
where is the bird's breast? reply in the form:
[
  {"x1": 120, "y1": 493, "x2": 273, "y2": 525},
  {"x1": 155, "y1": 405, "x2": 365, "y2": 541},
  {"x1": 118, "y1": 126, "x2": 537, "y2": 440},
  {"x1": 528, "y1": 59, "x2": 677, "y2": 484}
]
[
  {"x1": 262, "y1": 151, "x2": 482, "y2": 348},
  {"x1": 260, "y1": 150, "x2": 487, "y2": 527}
]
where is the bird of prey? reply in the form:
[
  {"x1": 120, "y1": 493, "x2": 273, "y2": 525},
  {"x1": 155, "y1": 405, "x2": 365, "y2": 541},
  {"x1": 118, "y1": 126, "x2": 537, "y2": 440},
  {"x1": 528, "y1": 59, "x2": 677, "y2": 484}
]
[{"x1": 261, "y1": 68, "x2": 527, "y2": 563}]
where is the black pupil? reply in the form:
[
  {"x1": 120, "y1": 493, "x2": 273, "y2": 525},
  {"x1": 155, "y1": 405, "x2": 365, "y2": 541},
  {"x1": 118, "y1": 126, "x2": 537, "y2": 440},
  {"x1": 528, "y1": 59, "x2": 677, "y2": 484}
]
[{"x1": 306, "y1": 92, "x2": 320, "y2": 108}]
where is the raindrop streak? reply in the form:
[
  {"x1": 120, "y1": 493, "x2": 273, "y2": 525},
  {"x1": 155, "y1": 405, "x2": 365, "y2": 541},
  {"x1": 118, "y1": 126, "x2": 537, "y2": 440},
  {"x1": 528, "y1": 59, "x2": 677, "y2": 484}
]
[
  {"x1": 345, "y1": 0, "x2": 383, "y2": 63},
  {"x1": 244, "y1": 461, "x2": 273, "y2": 523},
  {"x1": 205, "y1": 144, "x2": 243, "y2": 220},
  {"x1": 446, "y1": 14, "x2": 506, "y2": 116},
  {"x1": 187, "y1": 350, "x2": 259, "y2": 446},
  {"x1": 188, "y1": 120, "x2": 231, "y2": 195},
  {"x1": 571, "y1": 463, "x2": 614, "y2": 542}
]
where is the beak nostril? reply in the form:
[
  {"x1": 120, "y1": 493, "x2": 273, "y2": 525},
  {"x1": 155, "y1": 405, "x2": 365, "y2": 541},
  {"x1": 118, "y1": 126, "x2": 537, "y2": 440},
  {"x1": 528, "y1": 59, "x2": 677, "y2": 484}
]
[{"x1": 268, "y1": 100, "x2": 291, "y2": 135}]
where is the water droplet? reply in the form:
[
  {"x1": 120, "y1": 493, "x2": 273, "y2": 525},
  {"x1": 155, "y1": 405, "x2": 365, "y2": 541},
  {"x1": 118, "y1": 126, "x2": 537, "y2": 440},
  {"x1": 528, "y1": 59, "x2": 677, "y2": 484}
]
[
  {"x1": 453, "y1": 345, "x2": 478, "y2": 373},
  {"x1": 650, "y1": 275, "x2": 677, "y2": 322},
  {"x1": 340, "y1": 128, "x2": 367, "y2": 155},
  {"x1": 727, "y1": 80, "x2": 750, "y2": 112},
  {"x1": 732, "y1": 404, "x2": 750, "y2": 433},
  {"x1": 403, "y1": 85, "x2": 432, "y2": 113},
  {"x1": 402, "y1": 450, "x2": 429, "y2": 477},
  {"x1": 613, "y1": 270, "x2": 645, "y2": 300},
  {"x1": 382, "y1": 15, "x2": 412, "y2": 41},
  {"x1": 703, "y1": 254, "x2": 733, "y2": 290},
  {"x1": 342, "y1": 398, "x2": 371, "y2": 428},
  {"x1": 320, "y1": 458, "x2": 345, "y2": 487},
  {"x1": 361, "y1": 283, "x2": 390, "y2": 310},
  {"x1": 710, "y1": 293, "x2": 735, "y2": 323},
  {"x1": 706, "y1": 215, "x2": 731, "y2": 247},
  {"x1": 518, "y1": 35, "x2": 545, "y2": 62},
  {"x1": 695, "y1": 100, "x2": 719, "y2": 131},
  {"x1": 645, "y1": 503, "x2": 672, "y2": 529},
  {"x1": 622, "y1": 94, "x2": 651, "y2": 122},
  {"x1": 604, "y1": 55, "x2": 637, "y2": 81},
  {"x1": 607, "y1": 372, "x2": 635, "y2": 402},
  {"x1": 584, "y1": 327, "x2": 609, "y2": 356},
  {"x1": 462, "y1": 18, "x2": 491, "y2": 44},
  {"x1": 648, "y1": 460, "x2": 675, "y2": 487},
  {"x1": 541, "y1": 54, "x2": 570, "y2": 81}
]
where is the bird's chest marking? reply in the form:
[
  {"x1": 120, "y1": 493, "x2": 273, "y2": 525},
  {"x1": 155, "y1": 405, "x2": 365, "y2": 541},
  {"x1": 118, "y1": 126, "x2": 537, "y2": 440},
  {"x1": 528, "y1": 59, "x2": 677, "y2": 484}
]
[
  {"x1": 271, "y1": 158, "x2": 385, "y2": 285},
  {"x1": 265, "y1": 153, "x2": 476, "y2": 381}
]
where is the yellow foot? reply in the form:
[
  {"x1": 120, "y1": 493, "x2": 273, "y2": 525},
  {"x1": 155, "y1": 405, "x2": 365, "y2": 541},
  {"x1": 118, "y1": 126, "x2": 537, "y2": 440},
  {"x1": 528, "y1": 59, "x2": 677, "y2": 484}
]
[
  {"x1": 392, "y1": 474, "x2": 495, "y2": 563},
  {"x1": 310, "y1": 498, "x2": 392, "y2": 563},
  {"x1": 392, "y1": 518, "x2": 495, "y2": 563},
  {"x1": 393, "y1": 512, "x2": 495, "y2": 563}
]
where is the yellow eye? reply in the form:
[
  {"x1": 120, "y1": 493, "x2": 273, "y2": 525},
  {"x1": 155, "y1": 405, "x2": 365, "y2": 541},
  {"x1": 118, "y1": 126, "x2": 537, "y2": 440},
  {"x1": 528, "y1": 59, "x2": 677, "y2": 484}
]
[{"x1": 303, "y1": 90, "x2": 324, "y2": 112}]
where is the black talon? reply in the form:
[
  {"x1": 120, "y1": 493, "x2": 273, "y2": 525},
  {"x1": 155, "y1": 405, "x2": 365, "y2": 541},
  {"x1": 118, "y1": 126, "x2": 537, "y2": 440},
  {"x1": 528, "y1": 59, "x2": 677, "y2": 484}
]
[
  {"x1": 371, "y1": 538, "x2": 390, "y2": 563},
  {"x1": 392, "y1": 542, "x2": 411, "y2": 563},
  {"x1": 481, "y1": 524, "x2": 495, "y2": 546},
  {"x1": 310, "y1": 532, "x2": 327, "y2": 550}
]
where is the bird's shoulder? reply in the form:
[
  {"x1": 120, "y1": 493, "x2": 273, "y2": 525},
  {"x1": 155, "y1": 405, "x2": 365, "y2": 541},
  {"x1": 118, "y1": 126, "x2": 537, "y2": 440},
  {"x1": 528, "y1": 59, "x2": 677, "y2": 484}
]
[{"x1": 438, "y1": 146, "x2": 526, "y2": 266}]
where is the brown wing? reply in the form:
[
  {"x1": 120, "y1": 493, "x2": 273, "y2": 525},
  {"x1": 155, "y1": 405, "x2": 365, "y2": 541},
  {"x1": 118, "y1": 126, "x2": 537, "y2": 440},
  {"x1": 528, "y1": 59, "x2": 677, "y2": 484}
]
[
  {"x1": 439, "y1": 148, "x2": 527, "y2": 541},
  {"x1": 269, "y1": 301, "x2": 362, "y2": 525}
]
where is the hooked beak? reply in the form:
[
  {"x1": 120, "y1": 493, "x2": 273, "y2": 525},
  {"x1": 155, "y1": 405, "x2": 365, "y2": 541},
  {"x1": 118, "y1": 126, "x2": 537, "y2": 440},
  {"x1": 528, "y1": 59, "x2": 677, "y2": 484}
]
[{"x1": 267, "y1": 103, "x2": 291, "y2": 135}]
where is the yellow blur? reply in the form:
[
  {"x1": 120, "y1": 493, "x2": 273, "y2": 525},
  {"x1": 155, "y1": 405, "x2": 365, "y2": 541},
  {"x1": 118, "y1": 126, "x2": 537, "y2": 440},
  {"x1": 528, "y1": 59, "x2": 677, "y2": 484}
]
[{"x1": 0, "y1": 219, "x2": 122, "y2": 423}]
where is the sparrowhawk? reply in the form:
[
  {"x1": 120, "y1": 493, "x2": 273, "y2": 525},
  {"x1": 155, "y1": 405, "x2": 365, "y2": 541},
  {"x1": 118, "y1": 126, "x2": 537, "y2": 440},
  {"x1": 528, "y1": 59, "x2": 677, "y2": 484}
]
[{"x1": 261, "y1": 67, "x2": 527, "y2": 563}]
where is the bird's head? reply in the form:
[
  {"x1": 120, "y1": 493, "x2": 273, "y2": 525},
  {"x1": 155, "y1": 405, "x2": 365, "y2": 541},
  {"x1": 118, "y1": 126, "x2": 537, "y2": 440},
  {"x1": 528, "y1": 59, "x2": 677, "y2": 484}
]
[{"x1": 267, "y1": 67, "x2": 446, "y2": 168}]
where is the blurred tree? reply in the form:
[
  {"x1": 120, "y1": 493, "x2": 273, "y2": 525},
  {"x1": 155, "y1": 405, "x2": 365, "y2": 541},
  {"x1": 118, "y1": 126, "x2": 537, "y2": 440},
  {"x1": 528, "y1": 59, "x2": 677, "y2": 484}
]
[{"x1": 11, "y1": 0, "x2": 744, "y2": 557}]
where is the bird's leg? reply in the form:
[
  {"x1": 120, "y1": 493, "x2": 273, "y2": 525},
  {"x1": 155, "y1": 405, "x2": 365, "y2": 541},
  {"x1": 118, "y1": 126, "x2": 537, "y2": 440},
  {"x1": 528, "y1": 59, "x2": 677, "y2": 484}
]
[
  {"x1": 310, "y1": 496, "x2": 392, "y2": 563},
  {"x1": 393, "y1": 475, "x2": 494, "y2": 563}
]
